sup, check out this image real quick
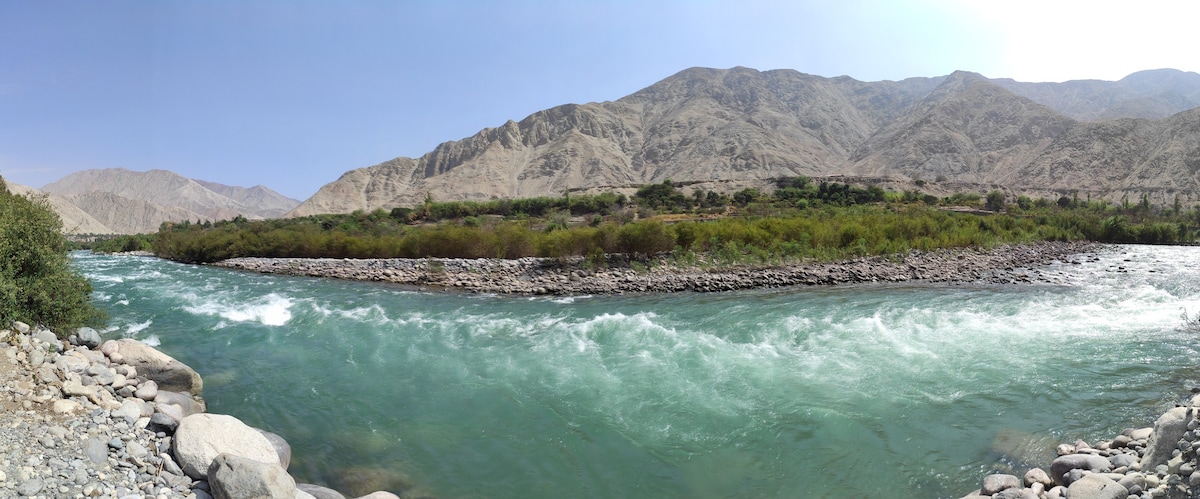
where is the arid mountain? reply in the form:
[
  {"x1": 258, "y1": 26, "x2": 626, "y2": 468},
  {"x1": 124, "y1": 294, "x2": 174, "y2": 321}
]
[
  {"x1": 2, "y1": 180, "x2": 113, "y2": 235},
  {"x1": 290, "y1": 66, "x2": 1200, "y2": 217},
  {"x1": 41, "y1": 168, "x2": 300, "y2": 234},
  {"x1": 994, "y1": 69, "x2": 1200, "y2": 121}
]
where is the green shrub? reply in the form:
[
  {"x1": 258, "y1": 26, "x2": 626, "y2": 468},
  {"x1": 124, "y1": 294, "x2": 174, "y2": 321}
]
[{"x1": 0, "y1": 179, "x2": 106, "y2": 336}]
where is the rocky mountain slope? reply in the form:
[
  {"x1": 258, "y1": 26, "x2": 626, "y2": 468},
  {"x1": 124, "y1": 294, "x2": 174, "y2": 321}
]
[
  {"x1": 41, "y1": 169, "x2": 301, "y2": 234},
  {"x1": 290, "y1": 66, "x2": 1200, "y2": 217},
  {"x1": 2, "y1": 181, "x2": 113, "y2": 235}
]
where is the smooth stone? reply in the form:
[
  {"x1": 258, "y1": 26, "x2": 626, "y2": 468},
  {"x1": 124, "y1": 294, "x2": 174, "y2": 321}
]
[
  {"x1": 173, "y1": 413, "x2": 281, "y2": 479},
  {"x1": 1025, "y1": 467, "x2": 1054, "y2": 488},
  {"x1": 84, "y1": 437, "x2": 109, "y2": 464},
  {"x1": 982, "y1": 474, "x2": 1021, "y2": 495},
  {"x1": 1141, "y1": 408, "x2": 1190, "y2": 469},
  {"x1": 112, "y1": 399, "x2": 142, "y2": 425},
  {"x1": 126, "y1": 440, "x2": 149, "y2": 460},
  {"x1": 33, "y1": 329, "x2": 61, "y2": 351},
  {"x1": 255, "y1": 428, "x2": 292, "y2": 470},
  {"x1": 75, "y1": 327, "x2": 102, "y2": 348},
  {"x1": 1109, "y1": 453, "x2": 1138, "y2": 468},
  {"x1": 297, "y1": 483, "x2": 347, "y2": 499},
  {"x1": 1050, "y1": 454, "x2": 1112, "y2": 486},
  {"x1": 52, "y1": 399, "x2": 83, "y2": 414},
  {"x1": 12, "y1": 320, "x2": 30, "y2": 334},
  {"x1": 1066, "y1": 474, "x2": 1129, "y2": 499},
  {"x1": 17, "y1": 477, "x2": 44, "y2": 496},
  {"x1": 149, "y1": 412, "x2": 179, "y2": 434},
  {"x1": 354, "y1": 493, "x2": 402, "y2": 499},
  {"x1": 206, "y1": 453, "x2": 297, "y2": 499},
  {"x1": 134, "y1": 380, "x2": 158, "y2": 401},
  {"x1": 1128, "y1": 427, "x2": 1154, "y2": 441},
  {"x1": 154, "y1": 390, "x2": 205, "y2": 417},
  {"x1": 114, "y1": 339, "x2": 203, "y2": 394}
]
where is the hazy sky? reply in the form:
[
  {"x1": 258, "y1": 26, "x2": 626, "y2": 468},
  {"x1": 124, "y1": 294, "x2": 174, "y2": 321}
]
[{"x1": 2, "y1": 0, "x2": 1197, "y2": 199}]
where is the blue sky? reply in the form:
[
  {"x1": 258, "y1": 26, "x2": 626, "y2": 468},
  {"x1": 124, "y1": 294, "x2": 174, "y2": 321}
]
[{"x1": 2, "y1": 1, "x2": 1197, "y2": 200}]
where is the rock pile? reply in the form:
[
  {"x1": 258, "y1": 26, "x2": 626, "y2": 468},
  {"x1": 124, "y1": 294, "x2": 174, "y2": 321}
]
[
  {"x1": 214, "y1": 241, "x2": 1099, "y2": 295},
  {"x1": 962, "y1": 398, "x2": 1200, "y2": 498},
  {"x1": 0, "y1": 321, "x2": 397, "y2": 499}
]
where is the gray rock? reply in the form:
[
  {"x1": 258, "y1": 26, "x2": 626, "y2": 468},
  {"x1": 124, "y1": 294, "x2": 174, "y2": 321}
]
[
  {"x1": 17, "y1": 477, "x2": 43, "y2": 496},
  {"x1": 33, "y1": 327, "x2": 60, "y2": 349},
  {"x1": 982, "y1": 474, "x2": 1021, "y2": 495},
  {"x1": 207, "y1": 453, "x2": 297, "y2": 499},
  {"x1": 149, "y1": 412, "x2": 179, "y2": 434},
  {"x1": 111, "y1": 399, "x2": 142, "y2": 425},
  {"x1": 84, "y1": 437, "x2": 109, "y2": 464},
  {"x1": 1141, "y1": 407, "x2": 1191, "y2": 469},
  {"x1": 155, "y1": 390, "x2": 206, "y2": 417},
  {"x1": 1025, "y1": 467, "x2": 1054, "y2": 488},
  {"x1": 1050, "y1": 453, "x2": 1112, "y2": 486},
  {"x1": 74, "y1": 327, "x2": 102, "y2": 348},
  {"x1": 255, "y1": 428, "x2": 292, "y2": 470},
  {"x1": 173, "y1": 413, "x2": 281, "y2": 479},
  {"x1": 86, "y1": 364, "x2": 115, "y2": 385},
  {"x1": 12, "y1": 320, "x2": 30, "y2": 334},
  {"x1": 1065, "y1": 474, "x2": 1129, "y2": 499},
  {"x1": 297, "y1": 483, "x2": 346, "y2": 499},
  {"x1": 354, "y1": 492, "x2": 402, "y2": 499},
  {"x1": 114, "y1": 339, "x2": 203, "y2": 394},
  {"x1": 1109, "y1": 453, "x2": 1138, "y2": 468},
  {"x1": 134, "y1": 379, "x2": 158, "y2": 401},
  {"x1": 126, "y1": 440, "x2": 148, "y2": 460}
]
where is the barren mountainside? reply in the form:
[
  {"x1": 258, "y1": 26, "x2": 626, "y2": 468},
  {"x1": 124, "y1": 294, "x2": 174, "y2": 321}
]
[
  {"x1": 41, "y1": 169, "x2": 301, "y2": 234},
  {"x1": 289, "y1": 66, "x2": 1200, "y2": 217}
]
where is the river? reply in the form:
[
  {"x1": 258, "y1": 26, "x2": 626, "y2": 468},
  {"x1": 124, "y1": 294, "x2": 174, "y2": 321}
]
[{"x1": 73, "y1": 244, "x2": 1200, "y2": 498}]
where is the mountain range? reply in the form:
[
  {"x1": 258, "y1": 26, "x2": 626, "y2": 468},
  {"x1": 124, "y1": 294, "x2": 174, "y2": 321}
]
[
  {"x1": 8, "y1": 66, "x2": 1200, "y2": 233},
  {"x1": 288, "y1": 66, "x2": 1200, "y2": 217},
  {"x1": 5, "y1": 169, "x2": 300, "y2": 235}
]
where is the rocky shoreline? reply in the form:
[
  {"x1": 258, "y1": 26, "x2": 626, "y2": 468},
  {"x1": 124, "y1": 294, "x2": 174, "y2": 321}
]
[
  {"x1": 960, "y1": 398, "x2": 1200, "y2": 499},
  {"x1": 0, "y1": 322, "x2": 397, "y2": 499},
  {"x1": 213, "y1": 240, "x2": 1100, "y2": 295}
]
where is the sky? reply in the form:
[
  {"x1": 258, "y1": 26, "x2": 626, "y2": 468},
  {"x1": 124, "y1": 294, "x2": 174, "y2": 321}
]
[{"x1": 2, "y1": 1, "x2": 1198, "y2": 200}]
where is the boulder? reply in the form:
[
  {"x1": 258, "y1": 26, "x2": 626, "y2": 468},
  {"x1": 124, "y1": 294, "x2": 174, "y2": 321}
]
[
  {"x1": 173, "y1": 414, "x2": 281, "y2": 479},
  {"x1": 1024, "y1": 468, "x2": 1053, "y2": 488},
  {"x1": 1049, "y1": 454, "x2": 1111, "y2": 486},
  {"x1": 33, "y1": 328, "x2": 61, "y2": 352},
  {"x1": 114, "y1": 339, "x2": 203, "y2": 394},
  {"x1": 1141, "y1": 407, "x2": 1191, "y2": 469},
  {"x1": 981, "y1": 474, "x2": 1021, "y2": 495},
  {"x1": 207, "y1": 453, "x2": 297, "y2": 499},
  {"x1": 135, "y1": 380, "x2": 159, "y2": 401},
  {"x1": 74, "y1": 327, "x2": 102, "y2": 348},
  {"x1": 297, "y1": 483, "x2": 346, "y2": 499},
  {"x1": 154, "y1": 390, "x2": 206, "y2": 417},
  {"x1": 12, "y1": 320, "x2": 30, "y2": 334},
  {"x1": 255, "y1": 428, "x2": 292, "y2": 470},
  {"x1": 1065, "y1": 474, "x2": 1129, "y2": 499}
]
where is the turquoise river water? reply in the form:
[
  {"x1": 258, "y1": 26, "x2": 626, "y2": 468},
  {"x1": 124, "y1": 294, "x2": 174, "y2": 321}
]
[{"x1": 73, "y1": 245, "x2": 1200, "y2": 498}]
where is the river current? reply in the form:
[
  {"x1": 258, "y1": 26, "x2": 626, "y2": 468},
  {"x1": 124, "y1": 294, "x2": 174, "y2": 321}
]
[{"x1": 73, "y1": 245, "x2": 1200, "y2": 498}]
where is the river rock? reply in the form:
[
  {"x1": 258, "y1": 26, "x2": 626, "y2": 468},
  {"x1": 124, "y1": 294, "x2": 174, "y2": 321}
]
[
  {"x1": 51, "y1": 398, "x2": 82, "y2": 414},
  {"x1": 1141, "y1": 407, "x2": 1191, "y2": 469},
  {"x1": 74, "y1": 327, "x2": 102, "y2": 348},
  {"x1": 1025, "y1": 468, "x2": 1054, "y2": 488},
  {"x1": 1065, "y1": 474, "x2": 1129, "y2": 499},
  {"x1": 256, "y1": 428, "x2": 292, "y2": 470},
  {"x1": 33, "y1": 328, "x2": 60, "y2": 351},
  {"x1": 113, "y1": 338, "x2": 203, "y2": 394},
  {"x1": 173, "y1": 413, "x2": 281, "y2": 479},
  {"x1": 155, "y1": 390, "x2": 206, "y2": 416},
  {"x1": 297, "y1": 483, "x2": 347, "y2": 499},
  {"x1": 84, "y1": 437, "x2": 109, "y2": 465},
  {"x1": 354, "y1": 492, "x2": 402, "y2": 499},
  {"x1": 135, "y1": 379, "x2": 159, "y2": 401},
  {"x1": 1050, "y1": 454, "x2": 1112, "y2": 486},
  {"x1": 207, "y1": 453, "x2": 297, "y2": 499},
  {"x1": 112, "y1": 398, "x2": 143, "y2": 425},
  {"x1": 12, "y1": 320, "x2": 30, "y2": 334},
  {"x1": 981, "y1": 474, "x2": 1021, "y2": 495}
]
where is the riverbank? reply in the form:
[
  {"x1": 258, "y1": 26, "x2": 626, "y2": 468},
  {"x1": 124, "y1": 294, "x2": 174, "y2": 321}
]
[
  {"x1": 213, "y1": 240, "x2": 1100, "y2": 294},
  {"x1": 0, "y1": 322, "x2": 397, "y2": 499},
  {"x1": 960, "y1": 396, "x2": 1200, "y2": 498}
]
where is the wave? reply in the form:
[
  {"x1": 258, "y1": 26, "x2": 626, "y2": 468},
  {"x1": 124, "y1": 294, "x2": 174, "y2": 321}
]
[{"x1": 182, "y1": 292, "x2": 294, "y2": 327}]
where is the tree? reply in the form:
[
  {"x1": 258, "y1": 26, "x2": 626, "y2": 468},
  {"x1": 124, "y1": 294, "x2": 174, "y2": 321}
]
[
  {"x1": 985, "y1": 190, "x2": 1006, "y2": 212},
  {"x1": 0, "y1": 178, "x2": 105, "y2": 336}
]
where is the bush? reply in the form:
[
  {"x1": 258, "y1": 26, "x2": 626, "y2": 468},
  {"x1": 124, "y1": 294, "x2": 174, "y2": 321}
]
[{"x1": 0, "y1": 179, "x2": 106, "y2": 335}]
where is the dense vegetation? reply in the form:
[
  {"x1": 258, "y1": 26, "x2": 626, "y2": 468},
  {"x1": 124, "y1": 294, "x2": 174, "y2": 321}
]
[
  {"x1": 128, "y1": 178, "x2": 1198, "y2": 266},
  {"x1": 0, "y1": 179, "x2": 105, "y2": 336}
]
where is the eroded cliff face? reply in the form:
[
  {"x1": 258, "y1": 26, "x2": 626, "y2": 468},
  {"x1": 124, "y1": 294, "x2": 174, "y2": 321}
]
[{"x1": 287, "y1": 66, "x2": 1200, "y2": 217}]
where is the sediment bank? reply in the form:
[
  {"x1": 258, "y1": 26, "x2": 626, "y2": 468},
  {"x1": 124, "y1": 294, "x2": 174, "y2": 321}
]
[{"x1": 214, "y1": 240, "x2": 1100, "y2": 295}]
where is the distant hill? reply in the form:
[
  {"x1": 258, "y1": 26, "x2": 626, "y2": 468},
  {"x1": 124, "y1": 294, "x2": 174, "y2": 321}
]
[
  {"x1": 2, "y1": 180, "x2": 113, "y2": 234},
  {"x1": 290, "y1": 66, "x2": 1200, "y2": 217},
  {"x1": 41, "y1": 169, "x2": 300, "y2": 234}
]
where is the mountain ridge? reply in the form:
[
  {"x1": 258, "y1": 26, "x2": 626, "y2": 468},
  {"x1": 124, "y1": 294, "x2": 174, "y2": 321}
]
[{"x1": 289, "y1": 66, "x2": 1200, "y2": 217}]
